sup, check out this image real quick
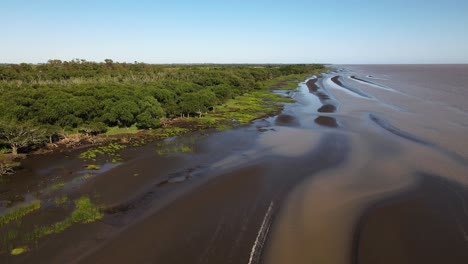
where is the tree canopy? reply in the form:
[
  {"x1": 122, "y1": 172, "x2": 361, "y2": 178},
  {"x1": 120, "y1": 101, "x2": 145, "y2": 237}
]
[{"x1": 0, "y1": 60, "x2": 324, "y2": 154}]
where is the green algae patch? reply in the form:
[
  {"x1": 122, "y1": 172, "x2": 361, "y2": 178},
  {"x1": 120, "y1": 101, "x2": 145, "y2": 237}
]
[
  {"x1": 54, "y1": 195, "x2": 69, "y2": 205},
  {"x1": 105, "y1": 125, "x2": 140, "y2": 136},
  {"x1": 151, "y1": 127, "x2": 190, "y2": 139},
  {"x1": 71, "y1": 197, "x2": 103, "y2": 224},
  {"x1": 156, "y1": 144, "x2": 193, "y2": 156},
  {"x1": 0, "y1": 200, "x2": 41, "y2": 228},
  {"x1": 131, "y1": 138, "x2": 147, "y2": 147},
  {"x1": 79, "y1": 143, "x2": 126, "y2": 161},
  {"x1": 28, "y1": 197, "x2": 103, "y2": 241},
  {"x1": 10, "y1": 246, "x2": 28, "y2": 256},
  {"x1": 47, "y1": 181, "x2": 65, "y2": 192},
  {"x1": 84, "y1": 164, "x2": 101, "y2": 170}
]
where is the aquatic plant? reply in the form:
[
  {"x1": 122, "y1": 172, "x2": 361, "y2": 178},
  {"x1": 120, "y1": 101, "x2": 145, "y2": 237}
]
[
  {"x1": 28, "y1": 197, "x2": 103, "y2": 241},
  {"x1": 47, "y1": 181, "x2": 65, "y2": 192},
  {"x1": 105, "y1": 125, "x2": 140, "y2": 136},
  {"x1": 155, "y1": 140, "x2": 194, "y2": 156},
  {"x1": 54, "y1": 196, "x2": 69, "y2": 205},
  {"x1": 70, "y1": 197, "x2": 103, "y2": 223},
  {"x1": 84, "y1": 164, "x2": 101, "y2": 170},
  {"x1": 6, "y1": 229, "x2": 18, "y2": 240},
  {"x1": 79, "y1": 143, "x2": 126, "y2": 161},
  {"x1": 110, "y1": 158, "x2": 123, "y2": 163},
  {"x1": 0, "y1": 200, "x2": 41, "y2": 228},
  {"x1": 152, "y1": 127, "x2": 190, "y2": 139},
  {"x1": 10, "y1": 246, "x2": 28, "y2": 255},
  {"x1": 191, "y1": 89, "x2": 293, "y2": 129},
  {"x1": 131, "y1": 138, "x2": 146, "y2": 147}
]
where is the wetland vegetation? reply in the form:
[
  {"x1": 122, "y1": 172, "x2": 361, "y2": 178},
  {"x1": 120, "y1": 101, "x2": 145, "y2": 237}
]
[
  {"x1": 0, "y1": 60, "x2": 324, "y2": 169},
  {"x1": 0, "y1": 60, "x2": 326, "y2": 257}
]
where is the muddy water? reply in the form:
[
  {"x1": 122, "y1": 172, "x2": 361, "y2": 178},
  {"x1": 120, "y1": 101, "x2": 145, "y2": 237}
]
[
  {"x1": 1, "y1": 65, "x2": 468, "y2": 264},
  {"x1": 265, "y1": 65, "x2": 468, "y2": 264}
]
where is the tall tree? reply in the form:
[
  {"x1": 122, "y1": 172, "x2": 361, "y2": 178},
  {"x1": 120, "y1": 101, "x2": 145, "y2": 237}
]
[{"x1": 0, "y1": 121, "x2": 46, "y2": 155}]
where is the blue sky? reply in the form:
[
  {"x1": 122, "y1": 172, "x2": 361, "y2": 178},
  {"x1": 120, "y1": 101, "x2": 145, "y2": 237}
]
[{"x1": 1, "y1": 0, "x2": 467, "y2": 64}]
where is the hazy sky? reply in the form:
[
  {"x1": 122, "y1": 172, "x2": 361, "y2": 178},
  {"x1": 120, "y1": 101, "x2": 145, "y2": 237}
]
[{"x1": 2, "y1": 0, "x2": 468, "y2": 64}]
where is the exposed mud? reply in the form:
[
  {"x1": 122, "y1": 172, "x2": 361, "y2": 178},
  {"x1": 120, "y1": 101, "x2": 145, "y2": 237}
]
[
  {"x1": 274, "y1": 114, "x2": 300, "y2": 127},
  {"x1": 354, "y1": 174, "x2": 468, "y2": 264},
  {"x1": 315, "y1": 116, "x2": 339, "y2": 128},
  {"x1": 331, "y1": 75, "x2": 372, "y2": 98},
  {"x1": 265, "y1": 65, "x2": 468, "y2": 264}
]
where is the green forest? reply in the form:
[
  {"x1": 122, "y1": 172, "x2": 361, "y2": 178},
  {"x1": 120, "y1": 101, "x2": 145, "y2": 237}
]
[{"x1": 0, "y1": 59, "x2": 324, "y2": 157}]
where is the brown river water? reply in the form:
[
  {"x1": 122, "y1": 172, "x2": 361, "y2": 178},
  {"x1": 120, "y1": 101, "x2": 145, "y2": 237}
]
[{"x1": 1, "y1": 65, "x2": 468, "y2": 263}]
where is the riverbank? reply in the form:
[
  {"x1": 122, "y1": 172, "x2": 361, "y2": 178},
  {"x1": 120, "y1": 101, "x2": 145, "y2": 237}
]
[
  {"x1": 0, "y1": 71, "x2": 325, "y2": 258},
  {"x1": 0, "y1": 71, "x2": 320, "y2": 177}
]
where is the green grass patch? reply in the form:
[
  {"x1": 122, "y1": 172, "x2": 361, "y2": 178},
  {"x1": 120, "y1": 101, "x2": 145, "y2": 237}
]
[
  {"x1": 47, "y1": 182, "x2": 65, "y2": 192},
  {"x1": 259, "y1": 73, "x2": 309, "y2": 90},
  {"x1": 180, "y1": 146, "x2": 192, "y2": 153},
  {"x1": 79, "y1": 143, "x2": 126, "y2": 161},
  {"x1": 156, "y1": 144, "x2": 193, "y2": 156},
  {"x1": 130, "y1": 138, "x2": 146, "y2": 147},
  {"x1": 193, "y1": 90, "x2": 294, "y2": 129},
  {"x1": 215, "y1": 124, "x2": 233, "y2": 131},
  {"x1": 105, "y1": 125, "x2": 141, "y2": 136},
  {"x1": 151, "y1": 127, "x2": 190, "y2": 139},
  {"x1": 70, "y1": 197, "x2": 103, "y2": 223},
  {"x1": 26, "y1": 197, "x2": 102, "y2": 242},
  {"x1": 10, "y1": 246, "x2": 28, "y2": 256},
  {"x1": 54, "y1": 195, "x2": 69, "y2": 205},
  {"x1": 84, "y1": 164, "x2": 100, "y2": 170},
  {"x1": 0, "y1": 148, "x2": 11, "y2": 155},
  {"x1": 0, "y1": 200, "x2": 41, "y2": 228}
]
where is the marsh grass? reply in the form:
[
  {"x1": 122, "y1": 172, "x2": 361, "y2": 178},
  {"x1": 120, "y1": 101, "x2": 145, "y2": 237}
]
[
  {"x1": 156, "y1": 143, "x2": 193, "y2": 156},
  {"x1": 84, "y1": 164, "x2": 101, "y2": 170},
  {"x1": 0, "y1": 200, "x2": 41, "y2": 228},
  {"x1": 194, "y1": 89, "x2": 294, "y2": 129},
  {"x1": 105, "y1": 125, "x2": 140, "y2": 136},
  {"x1": 47, "y1": 182, "x2": 65, "y2": 192},
  {"x1": 259, "y1": 73, "x2": 309, "y2": 90},
  {"x1": 1, "y1": 197, "x2": 102, "y2": 250},
  {"x1": 25, "y1": 197, "x2": 102, "y2": 242},
  {"x1": 152, "y1": 127, "x2": 190, "y2": 139},
  {"x1": 79, "y1": 143, "x2": 126, "y2": 161},
  {"x1": 130, "y1": 138, "x2": 146, "y2": 147},
  {"x1": 54, "y1": 196, "x2": 69, "y2": 205},
  {"x1": 10, "y1": 246, "x2": 28, "y2": 256}
]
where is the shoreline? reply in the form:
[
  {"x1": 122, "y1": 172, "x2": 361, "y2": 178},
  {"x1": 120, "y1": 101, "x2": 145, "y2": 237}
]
[
  {"x1": 0, "y1": 72, "x2": 320, "y2": 177},
  {"x1": 0, "y1": 72, "x2": 327, "y2": 259}
]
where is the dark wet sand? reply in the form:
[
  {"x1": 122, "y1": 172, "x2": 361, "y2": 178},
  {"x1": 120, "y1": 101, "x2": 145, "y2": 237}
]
[
  {"x1": 331, "y1": 75, "x2": 372, "y2": 98},
  {"x1": 2, "y1": 65, "x2": 468, "y2": 264},
  {"x1": 265, "y1": 65, "x2": 468, "y2": 264},
  {"x1": 354, "y1": 174, "x2": 468, "y2": 264},
  {"x1": 74, "y1": 132, "x2": 348, "y2": 264}
]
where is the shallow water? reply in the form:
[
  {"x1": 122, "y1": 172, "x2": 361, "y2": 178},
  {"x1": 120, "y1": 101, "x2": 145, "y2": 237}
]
[
  {"x1": 265, "y1": 64, "x2": 468, "y2": 264},
  {"x1": 1, "y1": 65, "x2": 468, "y2": 263}
]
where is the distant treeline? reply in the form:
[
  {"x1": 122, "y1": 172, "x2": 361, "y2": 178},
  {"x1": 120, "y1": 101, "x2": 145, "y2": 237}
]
[{"x1": 0, "y1": 59, "x2": 324, "y2": 154}]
